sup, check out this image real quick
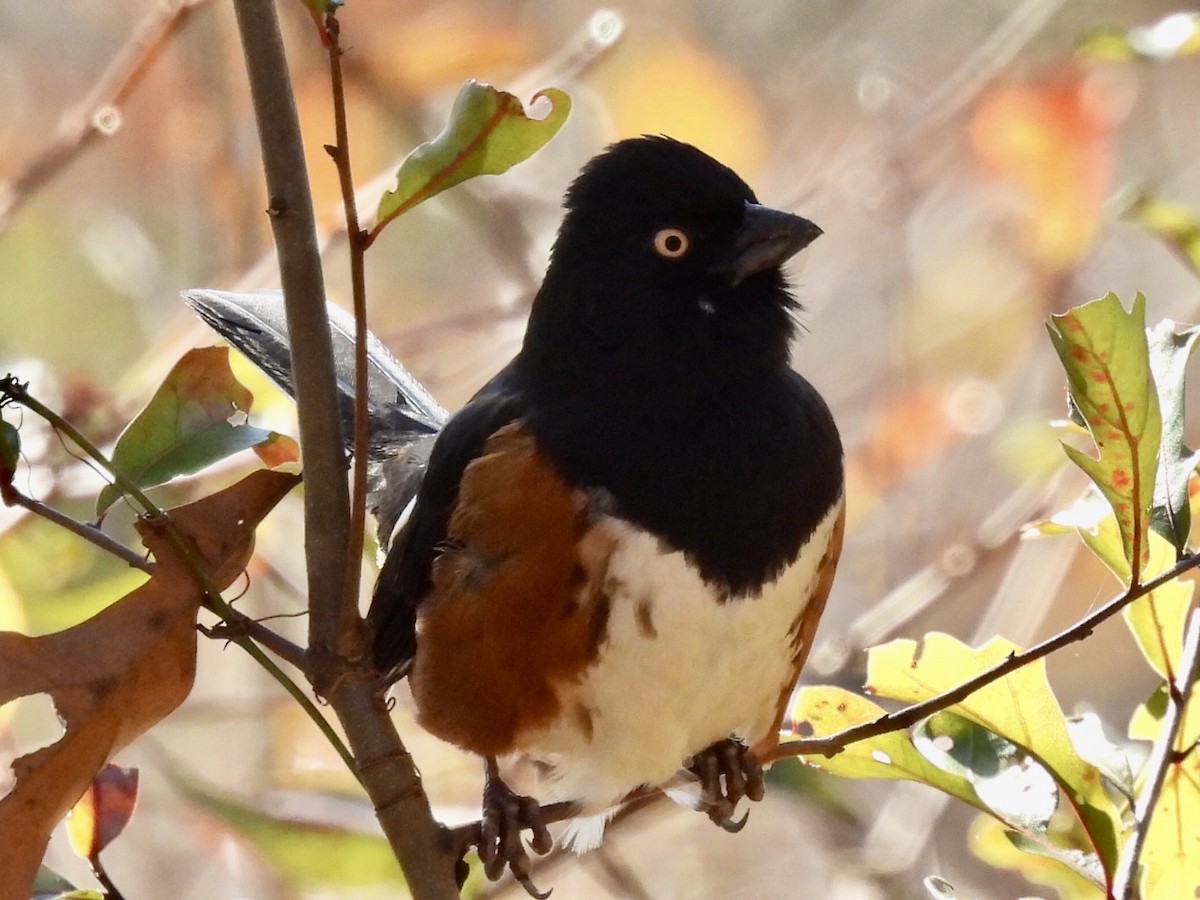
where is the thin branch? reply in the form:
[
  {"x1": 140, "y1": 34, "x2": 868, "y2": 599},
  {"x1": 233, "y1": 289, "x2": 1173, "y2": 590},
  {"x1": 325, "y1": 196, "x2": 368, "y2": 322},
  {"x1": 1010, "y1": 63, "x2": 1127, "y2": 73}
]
[
  {"x1": 1112, "y1": 604, "x2": 1200, "y2": 899},
  {"x1": 322, "y1": 12, "x2": 371, "y2": 630},
  {"x1": 772, "y1": 549, "x2": 1200, "y2": 760},
  {"x1": 0, "y1": 0, "x2": 210, "y2": 232},
  {"x1": 2, "y1": 487, "x2": 152, "y2": 573},
  {"x1": 204, "y1": 607, "x2": 309, "y2": 673}
]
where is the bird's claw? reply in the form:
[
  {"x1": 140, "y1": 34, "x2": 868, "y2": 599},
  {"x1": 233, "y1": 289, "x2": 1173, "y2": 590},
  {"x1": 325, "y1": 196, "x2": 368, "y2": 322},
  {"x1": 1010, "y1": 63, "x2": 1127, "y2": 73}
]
[
  {"x1": 687, "y1": 738, "x2": 765, "y2": 830},
  {"x1": 467, "y1": 763, "x2": 552, "y2": 898}
]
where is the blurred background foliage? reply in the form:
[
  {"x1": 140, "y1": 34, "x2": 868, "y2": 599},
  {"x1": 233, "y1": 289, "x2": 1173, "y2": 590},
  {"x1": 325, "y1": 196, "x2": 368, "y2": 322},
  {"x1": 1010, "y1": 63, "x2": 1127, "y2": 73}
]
[{"x1": 3, "y1": 0, "x2": 1200, "y2": 897}]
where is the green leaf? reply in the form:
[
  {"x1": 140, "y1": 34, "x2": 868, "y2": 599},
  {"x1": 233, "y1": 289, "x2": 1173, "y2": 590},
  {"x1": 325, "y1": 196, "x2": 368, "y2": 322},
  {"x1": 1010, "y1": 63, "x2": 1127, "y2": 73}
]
[
  {"x1": 1078, "y1": 13, "x2": 1200, "y2": 61},
  {"x1": 1048, "y1": 293, "x2": 1161, "y2": 579},
  {"x1": 1145, "y1": 320, "x2": 1200, "y2": 552},
  {"x1": 96, "y1": 347, "x2": 289, "y2": 516},
  {"x1": 867, "y1": 633, "x2": 1123, "y2": 880},
  {"x1": 1125, "y1": 195, "x2": 1200, "y2": 278},
  {"x1": 372, "y1": 80, "x2": 570, "y2": 239}
]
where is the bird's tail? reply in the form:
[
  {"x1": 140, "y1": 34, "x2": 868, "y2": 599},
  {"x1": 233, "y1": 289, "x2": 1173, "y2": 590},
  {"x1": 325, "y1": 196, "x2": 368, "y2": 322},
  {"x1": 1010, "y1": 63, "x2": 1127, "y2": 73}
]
[{"x1": 182, "y1": 288, "x2": 447, "y2": 548}]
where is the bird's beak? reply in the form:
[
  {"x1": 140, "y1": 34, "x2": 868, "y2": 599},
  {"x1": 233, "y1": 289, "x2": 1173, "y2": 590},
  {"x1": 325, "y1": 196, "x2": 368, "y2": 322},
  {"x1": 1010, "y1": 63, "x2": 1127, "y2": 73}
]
[{"x1": 719, "y1": 202, "x2": 822, "y2": 288}]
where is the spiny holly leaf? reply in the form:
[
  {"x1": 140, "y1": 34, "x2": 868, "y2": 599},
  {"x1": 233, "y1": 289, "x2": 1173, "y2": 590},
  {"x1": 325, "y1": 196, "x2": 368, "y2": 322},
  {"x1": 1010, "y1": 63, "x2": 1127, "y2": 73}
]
[
  {"x1": 1079, "y1": 12, "x2": 1200, "y2": 62},
  {"x1": 867, "y1": 633, "x2": 1123, "y2": 882},
  {"x1": 1048, "y1": 292, "x2": 1161, "y2": 580},
  {"x1": 1125, "y1": 195, "x2": 1200, "y2": 278},
  {"x1": 66, "y1": 764, "x2": 138, "y2": 860},
  {"x1": 371, "y1": 80, "x2": 570, "y2": 241},
  {"x1": 96, "y1": 347, "x2": 297, "y2": 516},
  {"x1": 1146, "y1": 320, "x2": 1200, "y2": 552}
]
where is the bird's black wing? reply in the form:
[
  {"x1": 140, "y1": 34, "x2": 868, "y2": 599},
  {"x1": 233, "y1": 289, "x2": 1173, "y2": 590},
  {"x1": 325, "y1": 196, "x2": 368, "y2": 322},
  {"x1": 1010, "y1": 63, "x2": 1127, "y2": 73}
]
[
  {"x1": 182, "y1": 289, "x2": 449, "y2": 549},
  {"x1": 368, "y1": 362, "x2": 527, "y2": 673}
]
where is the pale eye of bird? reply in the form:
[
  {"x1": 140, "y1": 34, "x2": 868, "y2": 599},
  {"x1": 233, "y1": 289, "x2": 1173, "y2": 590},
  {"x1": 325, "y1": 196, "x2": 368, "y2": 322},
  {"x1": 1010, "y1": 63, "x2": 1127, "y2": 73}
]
[{"x1": 652, "y1": 228, "x2": 690, "y2": 259}]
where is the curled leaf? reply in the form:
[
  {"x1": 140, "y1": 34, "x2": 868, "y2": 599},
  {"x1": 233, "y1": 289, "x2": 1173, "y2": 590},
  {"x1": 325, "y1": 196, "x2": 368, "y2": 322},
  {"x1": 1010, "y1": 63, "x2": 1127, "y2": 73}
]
[{"x1": 371, "y1": 80, "x2": 570, "y2": 241}]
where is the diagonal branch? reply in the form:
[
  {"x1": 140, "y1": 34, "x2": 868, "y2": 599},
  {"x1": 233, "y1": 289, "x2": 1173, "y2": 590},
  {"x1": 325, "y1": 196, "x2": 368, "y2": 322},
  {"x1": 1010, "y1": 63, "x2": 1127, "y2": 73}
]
[{"x1": 771, "y1": 549, "x2": 1200, "y2": 760}]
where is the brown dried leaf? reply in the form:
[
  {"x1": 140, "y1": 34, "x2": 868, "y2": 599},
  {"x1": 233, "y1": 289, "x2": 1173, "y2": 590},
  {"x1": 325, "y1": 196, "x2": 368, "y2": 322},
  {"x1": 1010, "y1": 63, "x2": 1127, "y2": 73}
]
[{"x1": 0, "y1": 469, "x2": 298, "y2": 896}]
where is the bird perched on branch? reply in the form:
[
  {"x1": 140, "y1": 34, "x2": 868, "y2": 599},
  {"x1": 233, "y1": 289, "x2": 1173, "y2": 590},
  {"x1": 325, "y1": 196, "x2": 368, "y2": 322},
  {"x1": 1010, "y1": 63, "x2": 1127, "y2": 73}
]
[{"x1": 187, "y1": 135, "x2": 844, "y2": 897}]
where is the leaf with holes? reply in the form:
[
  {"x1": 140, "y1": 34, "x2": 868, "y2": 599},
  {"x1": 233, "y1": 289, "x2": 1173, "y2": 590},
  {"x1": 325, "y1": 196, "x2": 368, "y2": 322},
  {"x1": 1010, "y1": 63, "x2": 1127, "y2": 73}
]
[
  {"x1": 0, "y1": 469, "x2": 298, "y2": 898},
  {"x1": 1048, "y1": 292, "x2": 1161, "y2": 579},
  {"x1": 1146, "y1": 319, "x2": 1200, "y2": 552},
  {"x1": 371, "y1": 80, "x2": 570, "y2": 241},
  {"x1": 867, "y1": 633, "x2": 1123, "y2": 884},
  {"x1": 96, "y1": 347, "x2": 296, "y2": 516}
]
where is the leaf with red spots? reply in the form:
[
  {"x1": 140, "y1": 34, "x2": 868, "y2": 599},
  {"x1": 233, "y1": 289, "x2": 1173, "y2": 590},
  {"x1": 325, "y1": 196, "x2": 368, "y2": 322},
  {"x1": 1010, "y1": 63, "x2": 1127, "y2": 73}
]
[
  {"x1": 866, "y1": 633, "x2": 1123, "y2": 886},
  {"x1": 1048, "y1": 293, "x2": 1161, "y2": 580},
  {"x1": 371, "y1": 80, "x2": 570, "y2": 242},
  {"x1": 1146, "y1": 320, "x2": 1200, "y2": 553}
]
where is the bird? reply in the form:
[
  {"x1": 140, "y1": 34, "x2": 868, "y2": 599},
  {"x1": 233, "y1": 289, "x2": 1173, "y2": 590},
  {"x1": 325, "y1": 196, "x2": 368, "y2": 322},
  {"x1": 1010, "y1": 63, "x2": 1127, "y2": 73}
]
[{"x1": 186, "y1": 135, "x2": 844, "y2": 896}]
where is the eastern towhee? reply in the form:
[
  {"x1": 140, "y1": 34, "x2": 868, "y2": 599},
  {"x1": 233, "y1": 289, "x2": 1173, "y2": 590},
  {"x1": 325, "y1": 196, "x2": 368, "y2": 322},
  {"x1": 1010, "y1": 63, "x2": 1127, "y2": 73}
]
[{"x1": 187, "y1": 135, "x2": 844, "y2": 896}]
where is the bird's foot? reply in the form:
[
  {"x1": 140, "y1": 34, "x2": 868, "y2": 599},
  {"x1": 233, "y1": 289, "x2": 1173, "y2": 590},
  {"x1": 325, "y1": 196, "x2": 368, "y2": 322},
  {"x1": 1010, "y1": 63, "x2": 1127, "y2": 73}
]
[
  {"x1": 447, "y1": 759, "x2": 554, "y2": 898},
  {"x1": 686, "y1": 737, "x2": 765, "y2": 832}
]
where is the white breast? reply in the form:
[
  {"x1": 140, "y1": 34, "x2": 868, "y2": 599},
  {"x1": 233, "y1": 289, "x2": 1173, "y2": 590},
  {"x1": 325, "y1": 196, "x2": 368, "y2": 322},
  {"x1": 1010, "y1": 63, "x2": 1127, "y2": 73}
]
[{"x1": 511, "y1": 498, "x2": 843, "y2": 830}]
